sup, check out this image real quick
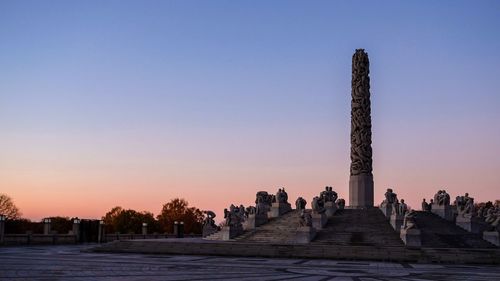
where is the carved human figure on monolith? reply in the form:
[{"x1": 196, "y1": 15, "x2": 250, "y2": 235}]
[{"x1": 349, "y1": 49, "x2": 374, "y2": 208}]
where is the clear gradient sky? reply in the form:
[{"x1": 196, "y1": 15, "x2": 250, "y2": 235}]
[{"x1": 1, "y1": 1, "x2": 499, "y2": 221}]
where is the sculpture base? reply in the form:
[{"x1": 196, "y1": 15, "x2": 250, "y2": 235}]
[
  {"x1": 431, "y1": 204, "x2": 453, "y2": 221},
  {"x1": 294, "y1": 226, "x2": 316, "y2": 243},
  {"x1": 483, "y1": 231, "x2": 499, "y2": 246},
  {"x1": 220, "y1": 225, "x2": 243, "y2": 240},
  {"x1": 202, "y1": 225, "x2": 218, "y2": 238},
  {"x1": 390, "y1": 214, "x2": 404, "y2": 232},
  {"x1": 379, "y1": 204, "x2": 393, "y2": 218},
  {"x1": 268, "y1": 202, "x2": 292, "y2": 218},
  {"x1": 349, "y1": 174, "x2": 374, "y2": 208},
  {"x1": 456, "y1": 216, "x2": 486, "y2": 234},
  {"x1": 400, "y1": 228, "x2": 421, "y2": 248},
  {"x1": 324, "y1": 202, "x2": 338, "y2": 218},
  {"x1": 311, "y1": 213, "x2": 327, "y2": 230},
  {"x1": 243, "y1": 214, "x2": 268, "y2": 230}
]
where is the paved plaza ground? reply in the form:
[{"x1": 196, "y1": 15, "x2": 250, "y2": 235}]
[{"x1": 0, "y1": 245, "x2": 499, "y2": 281}]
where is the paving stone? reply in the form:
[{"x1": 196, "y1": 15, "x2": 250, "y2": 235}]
[{"x1": 1, "y1": 245, "x2": 500, "y2": 280}]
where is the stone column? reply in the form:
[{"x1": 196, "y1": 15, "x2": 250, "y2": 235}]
[
  {"x1": 43, "y1": 218, "x2": 52, "y2": 235},
  {"x1": 349, "y1": 49, "x2": 374, "y2": 208},
  {"x1": 0, "y1": 215, "x2": 5, "y2": 244},
  {"x1": 72, "y1": 219, "x2": 80, "y2": 243},
  {"x1": 142, "y1": 223, "x2": 148, "y2": 235},
  {"x1": 98, "y1": 220, "x2": 105, "y2": 243}
]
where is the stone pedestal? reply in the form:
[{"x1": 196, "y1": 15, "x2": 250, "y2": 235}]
[
  {"x1": 43, "y1": 220, "x2": 51, "y2": 235},
  {"x1": 324, "y1": 202, "x2": 338, "y2": 218},
  {"x1": 268, "y1": 202, "x2": 292, "y2": 218},
  {"x1": 349, "y1": 174, "x2": 374, "y2": 208},
  {"x1": 456, "y1": 216, "x2": 486, "y2": 234},
  {"x1": 390, "y1": 213, "x2": 404, "y2": 232},
  {"x1": 72, "y1": 221, "x2": 80, "y2": 242},
  {"x1": 294, "y1": 226, "x2": 316, "y2": 243},
  {"x1": 400, "y1": 228, "x2": 421, "y2": 248},
  {"x1": 202, "y1": 225, "x2": 218, "y2": 237},
  {"x1": 98, "y1": 222, "x2": 105, "y2": 243},
  {"x1": 379, "y1": 204, "x2": 392, "y2": 218},
  {"x1": 311, "y1": 213, "x2": 327, "y2": 230},
  {"x1": 483, "y1": 231, "x2": 499, "y2": 246},
  {"x1": 431, "y1": 204, "x2": 453, "y2": 221},
  {"x1": 142, "y1": 223, "x2": 148, "y2": 235},
  {"x1": 243, "y1": 213, "x2": 268, "y2": 230},
  {"x1": 220, "y1": 225, "x2": 244, "y2": 240}
]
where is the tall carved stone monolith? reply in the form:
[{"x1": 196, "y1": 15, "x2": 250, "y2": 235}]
[{"x1": 349, "y1": 49, "x2": 374, "y2": 208}]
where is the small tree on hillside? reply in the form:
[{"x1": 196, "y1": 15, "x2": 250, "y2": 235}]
[
  {"x1": 0, "y1": 193, "x2": 22, "y2": 219},
  {"x1": 157, "y1": 198, "x2": 203, "y2": 234}
]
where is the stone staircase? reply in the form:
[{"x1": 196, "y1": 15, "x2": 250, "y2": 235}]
[
  {"x1": 415, "y1": 211, "x2": 496, "y2": 248},
  {"x1": 236, "y1": 210, "x2": 302, "y2": 243},
  {"x1": 312, "y1": 208, "x2": 404, "y2": 247},
  {"x1": 203, "y1": 230, "x2": 226, "y2": 241}
]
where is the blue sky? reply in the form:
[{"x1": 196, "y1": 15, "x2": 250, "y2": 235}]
[{"x1": 1, "y1": 1, "x2": 499, "y2": 219}]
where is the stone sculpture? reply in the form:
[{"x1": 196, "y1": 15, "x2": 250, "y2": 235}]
[
  {"x1": 221, "y1": 204, "x2": 245, "y2": 240},
  {"x1": 295, "y1": 197, "x2": 307, "y2": 210},
  {"x1": 349, "y1": 49, "x2": 374, "y2": 208},
  {"x1": 320, "y1": 186, "x2": 338, "y2": 203},
  {"x1": 398, "y1": 199, "x2": 408, "y2": 215},
  {"x1": 223, "y1": 204, "x2": 244, "y2": 227},
  {"x1": 382, "y1": 188, "x2": 398, "y2": 205},
  {"x1": 400, "y1": 210, "x2": 421, "y2": 247},
  {"x1": 268, "y1": 188, "x2": 292, "y2": 218},
  {"x1": 485, "y1": 209, "x2": 500, "y2": 232},
  {"x1": 421, "y1": 198, "x2": 430, "y2": 211},
  {"x1": 336, "y1": 198, "x2": 346, "y2": 210},
  {"x1": 431, "y1": 190, "x2": 453, "y2": 221},
  {"x1": 245, "y1": 206, "x2": 256, "y2": 218},
  {"x1": 255, "y1": 191, "x2": 273, "y2": 215},
  {"x1": 456, "y1": 193, "x2": 475, "y2": 218},
  {"x1": 276, "y1": 188, "x2": 289, "y2": 204},
  {"x1": 380, "y1": 188, "x2": 398, "y2": 217},
  {"x1": 402, "y1": 210, "x2": 418, "y2": 230},
  {"x1": 202, "y1": 210, "x2": 218, "y2": 237},
  {"x1": 433, "y1": 190, "x2": 451, "y2": 206},
  {"x1": 482, "y1": 204, "x2": 500, "y2": 246},
  {"x1": 299, "y1": 210, "x2": 312, "y2": 227},
  {"x1": 311, "y1": 196, "x2": 325, "y2": 214}
]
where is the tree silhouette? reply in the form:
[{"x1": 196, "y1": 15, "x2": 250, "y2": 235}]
[
  {"x1": 102, "y1": 206, "x2": 160, "y2": 234},
  {"x1": 157, "y1": 198, "x2": 203, "y2": 234},
  {"x1": 0, "y1": 193, "x2": 22, "y2": 219}
]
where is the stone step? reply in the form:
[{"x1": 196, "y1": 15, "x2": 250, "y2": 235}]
[
  {"x1": 415, "y1": 211, "x2": 496, "y2": 248},
  {"x1": 313, "y1": 208, "x2": 404, "y2": 247},
  {"x1": 238, "y1": 210, "x2": 303, "y2": 243}
]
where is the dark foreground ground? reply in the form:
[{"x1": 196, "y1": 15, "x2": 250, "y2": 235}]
[{"x1": 0, "y1": 245, "x2": 499, "y2": 281}]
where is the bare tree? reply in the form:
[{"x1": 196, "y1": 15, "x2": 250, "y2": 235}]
[{"x1": 0, "y1": 193, "x2": 22, "y2": 219}]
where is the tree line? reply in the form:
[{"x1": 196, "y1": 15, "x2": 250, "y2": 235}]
[{"x1": 0, "y1": 194, "x2": 204, "y2": 234}]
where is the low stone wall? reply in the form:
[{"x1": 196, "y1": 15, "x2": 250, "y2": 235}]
[
  {"x1": 104, "y1": 233, "x2": 201, "y2": 243},
  {"x1": 2, "y1": 234, "x2": 77, "y2": 245},
  {"x1": 90, "y1": 239, "x2": 500, "y2": 265}
]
